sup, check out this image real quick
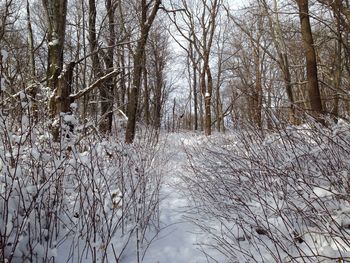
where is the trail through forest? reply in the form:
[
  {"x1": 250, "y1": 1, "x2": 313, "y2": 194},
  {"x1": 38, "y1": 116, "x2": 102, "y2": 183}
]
[{"x1": 142, "y1": 134, "x2": 221, "y2": 263}]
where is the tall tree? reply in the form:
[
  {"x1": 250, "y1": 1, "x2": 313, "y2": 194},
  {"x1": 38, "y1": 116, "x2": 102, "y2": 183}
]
[
  {"x1": 296, "y1": 0, "x2": 323, "y2": 118},
  {"x1": 259, "y1": 0, "x2": 297, "y2": 123},
  {"x1": 169, "y1": 0, "x2": 222, "y2": 135},
  {"x1": 100, "y1": 0, "x2": 117, "y2": 133},
  {"x1": 148, "y1": 25, "x2": 169, "y2": 130},
  {"x1": 189, "y1": 37, "x2": 199, "y2": 131},
  {"x1": 42, "y1": 0, "x2": 67, "y2": 110},
  {"x1": 0, "y1": 0, "x2": 14, "y2": 41},
  {"x1": 125, "y1": 0, "x2": 162, "y2": 143},
  {"x1": 226, "y1": 5, "x2": 267, "y2": 128},
  {"x1": 42, "y1": 0, "x2": 69, "y2": 139},
  {"x1": 200, "y1": 0, "x2": 221, "y2": 136}
]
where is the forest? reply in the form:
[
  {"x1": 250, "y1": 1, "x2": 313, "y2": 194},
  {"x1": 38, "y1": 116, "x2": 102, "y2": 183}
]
[{"x1": 1, "y1": 0, "x2": 350, "y2": 262}]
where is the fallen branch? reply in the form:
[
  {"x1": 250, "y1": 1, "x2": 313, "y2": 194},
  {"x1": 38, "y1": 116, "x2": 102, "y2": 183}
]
[{"x1": 70, "y1": 69, "x2": 120, "y2": 100}]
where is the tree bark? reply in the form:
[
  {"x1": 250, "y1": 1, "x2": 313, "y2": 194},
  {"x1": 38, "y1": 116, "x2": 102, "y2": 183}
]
[
  {"x1": 26, "y1": 0, "x2": 35, "y2": 78},
  {"x1": 204, "y1": 66, "x2": 213, "y2": 135},
  {"x1": 125, "y1": 0, "x2": 161, "y2": 143},
  {"x1": 152, "y1": 39, "x2": 165, "y2": 130},
  {"x1": 88, "y1": 0, "x2": 101, "y2": 76},
  {"x1": 296, "y1": 0, "x2": 323, "y2": 117},
  {"x1": 331, "y1": 2, "x2": 342, "y2": 121},
  {"x1": 42, "y1": 0, "x2": 68, "y2": 118},
  {"x1": 200, "y1": 0, "x2": 221, "y2": 136},
  {"x1": 193, "y1": 54, "x2": 198, "y2": 131},
  {"x1": 253, "y1": 47, "x2": 263, "y2": 128},
  {"x1": 100, "y1": 0, "x2": 116, "y2": 133},
  {"x1": 88, "y1": 0, "x2": 100, "y2": 124},
  {"x1": 143, "y1": 55, "x2": 150, "y2": 126},
  {"x1": 271, "y1": 0, "x2": 297, "y2": 123},
  {"x1": 189, "y1": 40, "x2": 199, "y2": 131},
  {"x1": 26, "y1": 0, "x2": 39, "y2": 121}
]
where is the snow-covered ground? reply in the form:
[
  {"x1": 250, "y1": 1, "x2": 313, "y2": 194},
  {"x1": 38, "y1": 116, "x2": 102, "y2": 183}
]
[
  {"x1": 143, "y1": 133, "x2": 223, "y2": 263},
  {"x1": 3, "y1": 123, "x2": 350, "y2": 262},
  {"x1": 143, "y1": 125, "x2": 350, "y2": 263}
]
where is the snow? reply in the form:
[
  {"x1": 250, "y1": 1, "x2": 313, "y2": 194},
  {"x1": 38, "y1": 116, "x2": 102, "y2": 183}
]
[
  {"x1": 2, "y1": 121, "x2": 350, "y2": 262},
  {"x1": 142, "y1": 134, "x2": 224, "y2": 263},
  {"x1": 48, "y1": 39, "x2": 59, "y2": 46},
  {"x1": 1, "y1": 49, "x2": 8, "y2": 61},
  {"x1": 152, "y1": 127, "x2": 350, "y2": 263},
  {"x1": 0, "y1": 78, "x2": 5, "y2": 91},
  {"x1": 312, "y1": 187, "x2": 335, "y2": 198},
  {"x1": 70, "y1": 102, "x2": 78, "y2": 110},
  {"x1": 63, "y1": 114, "x2": 78, "y2": 124}
]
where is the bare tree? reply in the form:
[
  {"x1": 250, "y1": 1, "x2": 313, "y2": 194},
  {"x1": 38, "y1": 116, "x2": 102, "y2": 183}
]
[
  {"x1": 295, "y1": 0, "x2": 323, "y2": 119},
  {"x1": 100, "y1": 0, "x2": 117, "y2": 133},
  {"x1": 125, "y1": 0, "x2": 162, "y2": 143},
  {"x1": 259, "y1": 0, "x2": 297, "y2": 124},
  {"x1": 169, "y1": 0, "x2": 222, "y2": 135},
  {"x1": 0, "y1": 0, "x2": 14, "y2": 41},
  {"x1": 148, "y1": 24, "x2": 169, "y2": 130},
  {"x1": 42, "y1": 0, "x2": 67, "y2": 106}
]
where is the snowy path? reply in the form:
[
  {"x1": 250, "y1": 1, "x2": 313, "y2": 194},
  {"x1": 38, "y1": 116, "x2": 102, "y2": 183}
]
[{"x1": 142, "y1": 135, "x2": 214, "y2": 263}]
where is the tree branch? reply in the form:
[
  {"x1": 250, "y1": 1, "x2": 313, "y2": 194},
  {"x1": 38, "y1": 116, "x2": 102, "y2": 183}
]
[{"x1": 70, "y1": 69, "x2": 120, "y2": 100}]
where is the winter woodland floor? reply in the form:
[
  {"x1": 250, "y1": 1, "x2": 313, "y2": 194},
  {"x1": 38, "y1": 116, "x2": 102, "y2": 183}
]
[
  {"x1": 4, "y1": 124, "x2": 350, "y2": 263},
  {"x1": 142, "y1": 134, "x2": 222, "y2": 263}
]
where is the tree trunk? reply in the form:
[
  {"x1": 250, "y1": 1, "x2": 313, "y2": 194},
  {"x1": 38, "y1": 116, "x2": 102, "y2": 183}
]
[
  {"x1": 50, "y1": 62, "x2": 75, "y2": 140},
  {"x1": 26, "y1": 0, "x2": 35, "y2": 78},
  {"x1": 26, "y1": 0, "x2": 38, "y2": 121},
  {"x1": 215, "y1": 59, "x2": 223, "y2": 132},
  {"x1": 172, "y1": 98, "x2": 176, "y2": 132},
  {"x1": 117, "y1": 47, "x2": 127, "y2": 113},
  {"x1": 204, "y1": 66, "x2": 213, "y2": 136},
  {"x1": 261, "y1": 0, "x2": 297, "y2": 123},
  {"x1": 190, "y1": 42, "x2": 199, "y2": 131},
  {"x1": 126, "y1": 42, "x2": 144, "y2": 143},
  {"x1": 42, "y1": 0, "x2": 68, "y2": 141},
  {"x1": 296, "y1": 0, "x2": 323, "y2": 117},
  {"x1": 143, "y1": 55, "x2": 150, "y2": 126},
  {"x1": 42, "y1": 0, "x2": 68, "y2": 118},
  {"x1": 100, "y1": 0, "x2": 116, "y2": 133},
  {"x1": 193, "y1": 60, "x2": 198, "y2": 131},
  {"x1": 281, "y1": 54, "x2": 297, "y2": 123},
  {"x1": 125, "y1": 0, "x2": 161, "y2": 143},
  {"x1": 153, "y1": 59, "x2": 164, "y2": 130},
  {"x1": 216, "y1": 91, "x2": 223, "y2": 132},
  {"x1": 332, "y1": 3, "x2": 342, "y2": 121},
  {"x1": 88, "y1": 0, "x2": 101, "y2": 127}
]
